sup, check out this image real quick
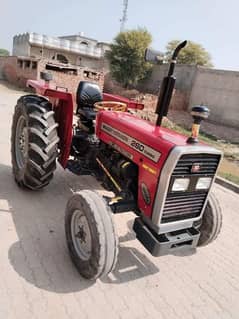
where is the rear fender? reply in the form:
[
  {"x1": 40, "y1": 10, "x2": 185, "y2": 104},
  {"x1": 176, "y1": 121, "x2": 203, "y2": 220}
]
[
  {"x1": 53, "y1": 96, "x2": 73, "y2": 168},
  {"x1": 27, "y1": 80, "x2": 73, "y2": 168}
]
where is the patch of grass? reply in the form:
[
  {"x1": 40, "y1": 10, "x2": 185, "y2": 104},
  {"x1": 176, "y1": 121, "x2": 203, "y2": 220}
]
[
  {"x1": 218, "y1": 172, "x2": 239, "y2": 185},
  {"x1": 162, "y1": 118, "x2": 239, "y2": 186},
  {"x1": 162, "y1": 119, "x2": 239, "y2": 162}
]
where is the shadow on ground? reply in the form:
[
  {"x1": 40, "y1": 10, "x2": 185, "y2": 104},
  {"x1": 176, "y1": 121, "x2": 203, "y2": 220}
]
[{"x1": 0, "y1": 163, "x2": 159, "y2": 292}]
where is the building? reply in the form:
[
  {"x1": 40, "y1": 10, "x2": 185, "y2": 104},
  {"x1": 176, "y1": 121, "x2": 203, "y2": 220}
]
[
  {"x1": 0, "y1": 32, "x2": 110, "y2": 95},
  {"x1": 12, "y1": 32, "x2": 110, "y2": 70}
]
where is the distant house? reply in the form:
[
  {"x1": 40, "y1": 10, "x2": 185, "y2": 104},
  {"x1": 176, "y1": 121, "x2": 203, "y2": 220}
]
[
  {"x1": 12, "y1": 32, "x2": 110, "y2": 71},
  {"x1": 0, "y1": 32, "x2": 109, "y2": 94}
]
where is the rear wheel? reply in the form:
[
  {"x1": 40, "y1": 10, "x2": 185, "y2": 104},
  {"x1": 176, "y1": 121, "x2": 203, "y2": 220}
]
[
  {"x1": 65, "y1": 190, "x2": 118, "y2": 280},
  {"x1": 11, "y1": 95, "x2": 59, "y2": 190},
  {"x1": 197, "y1": 192, "x2": 222, "y2": 246}
]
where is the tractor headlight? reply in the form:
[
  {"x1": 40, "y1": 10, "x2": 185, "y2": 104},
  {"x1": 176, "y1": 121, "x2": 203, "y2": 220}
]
[
  {"x1": 196, "y1": 177, "x2": 212, "y2": 190},
  {"x1": 172, "y1": 178, "x2": 190, "y2": 192}
]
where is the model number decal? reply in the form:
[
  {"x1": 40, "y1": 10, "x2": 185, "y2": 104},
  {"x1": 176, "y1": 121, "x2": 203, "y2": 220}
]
[
  {"x1": 101, "y1": 123, "x2": 161, "y2": 162},
  {"x1": 131, "y1": 140, "x2": 144, "y2": 152}
]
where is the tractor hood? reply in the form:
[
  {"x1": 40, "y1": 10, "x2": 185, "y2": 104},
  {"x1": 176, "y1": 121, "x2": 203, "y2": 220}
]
[{"x1": 96, "y1": 111, "x2": 200, "y2": 158}]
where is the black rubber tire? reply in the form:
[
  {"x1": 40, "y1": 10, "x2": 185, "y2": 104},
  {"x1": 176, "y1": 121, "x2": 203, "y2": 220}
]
[
  {"x1": 197, "y1": 192, "x2": 222, "y2": 247},
  {"x1": 11, "y1": 95, "x2": 59, "y2": 190},
  {"x1": 65, "y1": 190, "x2": 119, "y2": 280}
]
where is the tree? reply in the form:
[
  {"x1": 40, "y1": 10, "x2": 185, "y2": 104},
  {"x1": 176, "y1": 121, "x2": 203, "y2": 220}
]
[
  {"x1": 165, "y1": 40, "x2": 213, "y2": 67},
  {"x1": 0, "y1": 48, "x2": 10, "y2": 56},
  {"x1": 107, "y1": 28, "x2": 152, "y2": 88}
]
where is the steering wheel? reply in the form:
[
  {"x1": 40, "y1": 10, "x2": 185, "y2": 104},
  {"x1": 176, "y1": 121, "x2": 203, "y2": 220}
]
[{"x1": 94, "y1": 101, "x2": 127, "y2": 112}]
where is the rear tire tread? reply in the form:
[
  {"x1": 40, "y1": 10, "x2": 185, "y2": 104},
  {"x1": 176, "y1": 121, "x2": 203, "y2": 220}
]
[{"x1": 11, "y1": 95, "x2": 59, "y2": 190}]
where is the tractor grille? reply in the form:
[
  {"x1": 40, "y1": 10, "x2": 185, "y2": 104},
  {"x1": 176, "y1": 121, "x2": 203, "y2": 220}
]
[
  {"x1": 161, "y1": 153, "x2": 221, "y2": 224},
  {"x1": 172, "y1": 153, "x2": 220, "y2": 176},
  {"x1": 161, "y1": 192, "x2": 208, "y2": 223}
]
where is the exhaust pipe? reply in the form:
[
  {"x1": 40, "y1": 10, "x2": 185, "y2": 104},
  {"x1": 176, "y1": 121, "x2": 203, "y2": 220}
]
[{"x1": 145, "y1": 41, "x2": 187, "y2": 126}]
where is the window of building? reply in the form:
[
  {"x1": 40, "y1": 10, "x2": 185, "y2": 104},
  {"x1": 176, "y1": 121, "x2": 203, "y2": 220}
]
[
  {"x1": 52, "y1": 54, "x2": 69, "y2": 64},
  {"x1": 32, "y1": 61, "x2": 37, "y2": 69},
  {"x1": 56, "y1": 54, "x2": 68, "y2": 64},
  {"x1": 91, "y1": 72, "x2": 100, "y2": 80},
  {"x1": 17, "y1": 59, "x2": 23, "y2": 68},
  {"x1": 83, "y1": 70, "x2": 100, "y2": 80},
  {"x1": 81, "y1": 41, "x2": 88, "y2": 46},
  {"x1": 83, "y1": 70, "x2": 90, "y2": 78},
  {"x1": 25, "y1": 60, "x2": 31, "y2": 68}
]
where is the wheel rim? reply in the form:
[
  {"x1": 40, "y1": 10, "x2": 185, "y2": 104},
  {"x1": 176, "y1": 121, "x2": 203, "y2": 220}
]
[
  {"x1": 15, "y1": 115, "x2": 28, "y2": 169},
  {"x1": 71, "y1": 209, "x2": 92, "y2": 261}
]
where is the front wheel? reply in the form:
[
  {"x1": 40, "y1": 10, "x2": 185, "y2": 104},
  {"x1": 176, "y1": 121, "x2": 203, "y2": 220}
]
[
  {"x1": 197, "y1": 192, "x2": 222, "y2": 246},
  {"x1": 65, "y1": 190, "x2": 118, "y2": 280}
]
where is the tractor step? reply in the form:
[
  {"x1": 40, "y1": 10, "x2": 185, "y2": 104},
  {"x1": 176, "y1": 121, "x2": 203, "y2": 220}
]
[{"x1": 133, "y1": 218, "x2": 200, "y2": 257}]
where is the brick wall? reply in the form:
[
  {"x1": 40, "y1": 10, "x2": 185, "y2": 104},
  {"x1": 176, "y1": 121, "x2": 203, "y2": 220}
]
[
  {"x1": 0, "y1": 56, "x2": 38, "y2": 87},
  {"x1": 38, "y1": 59, "x2": 104, "y2": 102},
  {"x1": 0, "y1": 57, "x2": 17, "y2": 80},
  {"x1": 41, "y1": 70, "x2": 103, "y2": 105},
  {"x1": 0, "y1": 56, "x2": 104, "y2": 101}
]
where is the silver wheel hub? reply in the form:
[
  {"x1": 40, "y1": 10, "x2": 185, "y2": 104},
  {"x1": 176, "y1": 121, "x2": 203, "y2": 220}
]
[
  {"x1": 15, "y1": 115, "x2": 28, "y2": 169},
  {"x1": 71, "y1": 210, "x2": 92, "y2": 261}
]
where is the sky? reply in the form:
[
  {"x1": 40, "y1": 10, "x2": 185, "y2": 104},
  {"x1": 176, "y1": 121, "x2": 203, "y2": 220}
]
[{"x1": 0, "y1": 0, "x2": 239, "y2": 70}]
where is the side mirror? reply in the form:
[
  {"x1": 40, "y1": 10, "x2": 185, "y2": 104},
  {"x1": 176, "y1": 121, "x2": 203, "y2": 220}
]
[{"x1": 144, "y1": 48, "x2": 164, "y2": 63}]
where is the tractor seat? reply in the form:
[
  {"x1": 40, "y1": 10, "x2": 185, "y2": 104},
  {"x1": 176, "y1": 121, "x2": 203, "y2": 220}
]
[{"x1": 76, "y1": 81, "x2": 103, "y2": 120}]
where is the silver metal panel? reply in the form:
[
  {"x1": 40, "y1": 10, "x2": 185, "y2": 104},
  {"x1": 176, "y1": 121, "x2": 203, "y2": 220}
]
[{"x1": 152, "y1": 145, "x2": 222, "y2": 233}]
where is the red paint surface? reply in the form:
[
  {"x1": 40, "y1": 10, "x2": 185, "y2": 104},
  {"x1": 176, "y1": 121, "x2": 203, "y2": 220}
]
[{"x1": 96, "y1": 111, "x2": 192, "y2": 218}]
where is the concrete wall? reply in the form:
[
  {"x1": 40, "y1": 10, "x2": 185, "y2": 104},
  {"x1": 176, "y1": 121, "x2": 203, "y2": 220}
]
[
  {"x1": 29, "y1": 46, "x2": 103, "y2": 71},
  {"x1": 139, "y1": 64, "x2": 196, "y2": 93},
  {"x1": 138, "y1": 64, "x2": 197, "y2": 111},
  {"x1": 12, "y1": 34, "x2": 30, "y2": 56},
  {"x1": 59, "y1": 35, "x2": 97, "y2": 47},
  {"x1": 140, "y1": 64, "x2": 239, "y2": 128},
  {"x1": 190, "y1": 68, "x2": 239, "y2": 128},
  {"x1": 30, "y1": 46, "x2": 77, "y2": 64}
]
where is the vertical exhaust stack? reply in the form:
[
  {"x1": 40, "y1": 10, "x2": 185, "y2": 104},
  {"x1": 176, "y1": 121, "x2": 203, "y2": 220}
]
[
  {"x1": 145, "y1": 40, "x2": 187, "y2": 126},
  {"x1": 155, "y1": 40, "x2": 187, "y2": 126}
]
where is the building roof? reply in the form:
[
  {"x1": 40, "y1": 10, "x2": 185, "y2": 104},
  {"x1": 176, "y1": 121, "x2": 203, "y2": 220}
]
[
  {"x1": 14, "y1": 33, "x2": 107, "y2": 59},
  {"x1": 58, "y1": 33, "x2": 98, "y2": 42}
]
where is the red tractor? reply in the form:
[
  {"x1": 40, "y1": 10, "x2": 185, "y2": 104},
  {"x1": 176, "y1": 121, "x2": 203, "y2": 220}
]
[{"x1": 11, "y1": 41, "x2": 222, "y2": 280}]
